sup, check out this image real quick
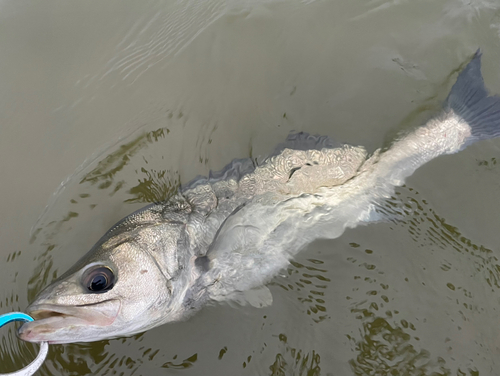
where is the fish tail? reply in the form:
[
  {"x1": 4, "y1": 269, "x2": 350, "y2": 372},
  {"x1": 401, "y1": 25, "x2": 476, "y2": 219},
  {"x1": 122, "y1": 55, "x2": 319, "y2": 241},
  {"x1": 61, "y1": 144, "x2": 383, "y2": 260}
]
[{"x1": 445, "y1": 49, "x2": 500, "y2": 145}]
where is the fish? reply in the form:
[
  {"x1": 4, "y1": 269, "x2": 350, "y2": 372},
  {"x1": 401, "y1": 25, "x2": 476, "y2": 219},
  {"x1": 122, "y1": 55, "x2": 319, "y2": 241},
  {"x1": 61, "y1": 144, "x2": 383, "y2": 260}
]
[{"x1": 18, "y1": 50, "x2": 500, "y2": 344}]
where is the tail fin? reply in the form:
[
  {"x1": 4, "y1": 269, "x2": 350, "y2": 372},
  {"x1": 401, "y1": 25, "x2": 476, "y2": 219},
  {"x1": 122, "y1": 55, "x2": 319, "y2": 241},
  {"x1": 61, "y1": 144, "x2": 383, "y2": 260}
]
[{"x1": 445, "y1": 50, "x2": 500, "y2": 143}]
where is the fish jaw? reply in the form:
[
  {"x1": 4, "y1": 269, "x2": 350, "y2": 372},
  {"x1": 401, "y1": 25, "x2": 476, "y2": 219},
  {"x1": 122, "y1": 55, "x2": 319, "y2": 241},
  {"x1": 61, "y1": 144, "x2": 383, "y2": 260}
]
[{"x1": 18, "y1": 299, "x2": 121, "y2": 344}]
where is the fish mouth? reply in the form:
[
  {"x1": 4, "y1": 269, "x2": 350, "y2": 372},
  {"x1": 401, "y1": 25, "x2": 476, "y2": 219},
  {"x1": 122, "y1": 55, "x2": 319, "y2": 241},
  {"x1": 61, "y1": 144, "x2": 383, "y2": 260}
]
[{"x1": 18, "y1": 300, "x2": 121, "y2": 344}]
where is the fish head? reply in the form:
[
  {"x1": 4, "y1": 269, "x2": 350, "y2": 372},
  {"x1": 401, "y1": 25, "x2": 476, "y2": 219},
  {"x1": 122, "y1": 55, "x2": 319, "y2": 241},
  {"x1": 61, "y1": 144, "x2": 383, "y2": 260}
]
[{"x1": 19, "y1": 216, "x2": 194, "y2": 344}]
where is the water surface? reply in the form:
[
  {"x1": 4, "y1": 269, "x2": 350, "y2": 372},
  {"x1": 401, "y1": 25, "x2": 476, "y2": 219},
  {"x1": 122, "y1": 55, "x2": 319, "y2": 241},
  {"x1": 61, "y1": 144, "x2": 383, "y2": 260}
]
[{"x1": 1, "y1": 0, "x2": 500, "y2": 374}]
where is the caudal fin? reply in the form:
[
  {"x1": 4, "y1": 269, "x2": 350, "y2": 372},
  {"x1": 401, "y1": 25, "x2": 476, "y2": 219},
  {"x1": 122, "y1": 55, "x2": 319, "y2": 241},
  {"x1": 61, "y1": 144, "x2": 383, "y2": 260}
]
[{"x1": 445, "y1": 50, "x2": 500, "y2": 144}]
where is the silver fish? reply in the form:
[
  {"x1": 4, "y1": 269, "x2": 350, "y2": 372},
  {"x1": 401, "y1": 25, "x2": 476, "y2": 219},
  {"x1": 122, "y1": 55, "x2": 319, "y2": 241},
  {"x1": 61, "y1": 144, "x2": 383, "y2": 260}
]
[{"x1": 18, "y1": 51, "x2": 500, "y2": 344}]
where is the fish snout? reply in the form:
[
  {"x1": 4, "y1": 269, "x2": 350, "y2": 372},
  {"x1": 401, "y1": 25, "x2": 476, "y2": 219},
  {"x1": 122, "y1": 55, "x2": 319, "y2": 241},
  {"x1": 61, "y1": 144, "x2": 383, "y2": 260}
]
[{"x1": 17, "y1": 300, "x2": 121, "y2": 344}]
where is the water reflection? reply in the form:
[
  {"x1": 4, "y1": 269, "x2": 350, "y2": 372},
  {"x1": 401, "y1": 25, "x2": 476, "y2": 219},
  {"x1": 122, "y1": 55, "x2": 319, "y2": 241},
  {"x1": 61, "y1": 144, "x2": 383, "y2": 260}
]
[
  {"x1": 272, "y1": 259, "x2": 331, "y2": 324},
  {"x1": 344, "y1": 185, "x2": 500, "y2": 375},
  {"x1": 348, "y1": 317, "x2": 444, "y2": 375},
  {"x1": 161, "y1": 353, "x2": 198, "y2": 369},
  {"x1": 27, "y1": 244, "x2": 56, "y2": 302},
  {"x1": 386, "y1": 186, "x2": 500, "y2": 293},
  {"x1": 0, "y1": 326, "x2": 38, "y2": 374},
  {"x1": 127, "y1": 167, "x2": 180, "y2": 204},
  {"x1": 80, "y1": 128, "x2": 170, "y2": 192},
  {"x1": 268, "y1": 334, "x2": 321, "y2": 376}
]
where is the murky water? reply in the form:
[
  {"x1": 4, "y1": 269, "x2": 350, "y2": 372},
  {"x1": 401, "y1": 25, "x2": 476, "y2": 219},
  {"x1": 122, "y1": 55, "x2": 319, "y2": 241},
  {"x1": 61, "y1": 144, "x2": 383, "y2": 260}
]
[{"x1": 1, "y1": 0, "x2": 500, "y2": 374}]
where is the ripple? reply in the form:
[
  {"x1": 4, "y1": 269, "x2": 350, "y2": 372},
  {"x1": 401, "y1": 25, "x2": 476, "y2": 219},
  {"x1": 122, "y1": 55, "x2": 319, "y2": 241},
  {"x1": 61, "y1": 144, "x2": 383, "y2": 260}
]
[
  {"x1": 161, "y1": 353, "x2": 198, "y2": 369},
  {"x1": 348, "y1": 316, "x2": 438, "y2": 375},
  {"x1": 384, "y1": 186, "x2": 500, "y2": 294},
  {"x1": 0, "y1": 325, "x2": 40, "y2": 374},
  {"x1": 267, "y1": 334, "x2": 321, "y2": 376},
  {"x1": 98, "y1": 1, "x2": 226, "y2": 84},
  {"x1": 271, "y1": 258, "x2": 332, "y2": 324}
]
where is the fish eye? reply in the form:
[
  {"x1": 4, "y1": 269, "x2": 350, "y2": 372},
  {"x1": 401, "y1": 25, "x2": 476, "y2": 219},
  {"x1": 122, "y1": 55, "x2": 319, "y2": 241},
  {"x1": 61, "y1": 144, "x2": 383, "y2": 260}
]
[{"x1": 82, "y1": 266, "x2": 115, "y2": 293}]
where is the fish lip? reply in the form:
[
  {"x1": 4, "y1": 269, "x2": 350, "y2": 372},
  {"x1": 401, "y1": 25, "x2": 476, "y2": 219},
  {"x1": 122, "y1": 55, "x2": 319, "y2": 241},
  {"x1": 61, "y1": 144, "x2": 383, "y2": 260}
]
[
  {"x1": 27, "y1": 304, "x2": 86, "y2": 321},
  {"x1": 27, "y1": 299, "x2": 118, "y2": 323},
  {"x1": 18, "y1": 299, "x2": 121, "y2": 343},
  {"x1": 27, "y1": 301, "x2": 117, "y2": 320}
]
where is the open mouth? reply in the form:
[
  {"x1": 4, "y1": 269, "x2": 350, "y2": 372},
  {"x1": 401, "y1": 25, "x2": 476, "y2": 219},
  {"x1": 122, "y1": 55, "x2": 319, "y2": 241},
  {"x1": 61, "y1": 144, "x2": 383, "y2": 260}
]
[
  {"x1": 18, "y1": 300, "x2": 121, "y2": 343},
  {"x1": 30, "y1": 309, "x2": 69, "y2": 321},
  {"x1": 25, "y1": 304, "x2": 93, "y2": 328},
  {"x1": 28, "y1": 303, "x2": 92, "y2": 321},
  {"x1": 18, "y1": 308, "x2": 91, "y2": 343},
  {"x1": 27, "y1": 300, "x2": 120, "y2": 321}
]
